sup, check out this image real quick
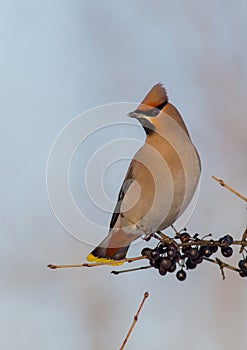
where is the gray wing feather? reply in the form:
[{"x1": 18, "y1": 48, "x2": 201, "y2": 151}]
[{"x1": 109, "y1": 163, "x2": 134, "y2": 229}]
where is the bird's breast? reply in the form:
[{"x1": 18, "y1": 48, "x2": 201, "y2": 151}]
[{"x1": 119, "y1": 120, "x2": 201, "y2": 234}]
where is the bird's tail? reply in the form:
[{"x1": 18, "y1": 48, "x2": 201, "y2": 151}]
[{"x1": 86, "y1": 227, "x2": 136, "y2": 265}]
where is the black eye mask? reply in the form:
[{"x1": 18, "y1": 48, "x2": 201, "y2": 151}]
[
  {"x1": 134, "y1": 108, "x2": 158, "y2": 117},
  {"x1": 135, "y1": 100, "x2": 167, "y2": 117}
]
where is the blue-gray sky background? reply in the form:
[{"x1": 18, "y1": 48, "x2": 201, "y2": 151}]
[{"x1": 1, "y1": 1, "x2": 247, "y2": 349}]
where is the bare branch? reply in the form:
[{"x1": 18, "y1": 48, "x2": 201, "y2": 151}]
[
  {"x1": 47, "y1": 255, "x2": 146, "y2": 270},
  {"x1": 204, "y1": 257, "x2": 240, "y2": 280},
  {"x1": 119, "y1": 292, "x2": 149, "y2": 350},
  {"x1": 212, "y1": 176, "x2": 247, "y2": 202},
  {"x1": 111, "y1": 265, "x2": 152, "y2": 275},
  {"x1": 47, "y1": 234, "x2": 247, "y2": 278}
]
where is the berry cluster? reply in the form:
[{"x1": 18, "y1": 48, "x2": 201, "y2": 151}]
[
  {"x1": 238, "y1": 259, "x2": 247, "y2": 277},
  {"x1": 141, "y1": 231, "x2": 238, "y2": 281}
]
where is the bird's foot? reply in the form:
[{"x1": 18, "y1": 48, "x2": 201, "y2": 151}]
[
  {"x1": 142, "y1": 232, "x2": 154, "y2": 242},
  {"x1": 155, "y1": 231, "x2": 175, "y2": 245}
]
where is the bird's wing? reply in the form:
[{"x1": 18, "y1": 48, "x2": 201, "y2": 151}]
[{"x1": 109, "y1": 161, "x2": 135, "y2": 229}]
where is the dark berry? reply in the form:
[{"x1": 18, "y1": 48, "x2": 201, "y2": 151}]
[
  {"x1": 185, "y1": 258, "x2": 197, "y2": 270},
  {"x1": 157, "y1": 244, "x2": 165, "y2": 253},
  {"x1": 149, "y1": 258, "x2": 161, "y2": 269},
  {"x1": 200, "y1": 246, "x2": 213, "y2": 258},
  {"x1": 238, "y1": 259, "x2": 247, "y2": 273},
  {"x1": 180, "y1": 232, "x2": 190, "y2": 243},
  {"x1": 218, "y1": 237, "x2": 226, "y2": 247},
  {"x1": 191, "y1": 255, "x2": 203, "y2": 264},
  {"x1": 167, "y1": 250, "x2": 176, "y2": 258},
  {"x1": 159, "y1": 266, "x2": 168, "y2": 276},
  {"x1": 182, "y1": 246, "x2": 190, "y2": 255},
  {"x1": 188, "y1": 247, "x2": 200, "y2": 260},
  {"x1": 176, "y1": 269, "x2": 187, "y2": 281},
  {"x1": 141, "y1": 248, "x2": 152, "y2": 259},
  {"x1": 221, "y1": 246, "x2": 233, "y2": 257},
  {"x1": 167, "y1": 262, "x2": 177, "y2": 273},
  {"x1": 219, "y1": 235, "x2": 233, "y2": 248},
  {"x1": 210, "y1": 245, "x2": 218, "y2": 253},
  {"x1": 151, "y1": 249, "x2": 160, "y2": 260},
  {"x1": 239, "y1": 270, "x2": 247, "y2": 277},
  {"x1": 167, "y1": 244, "x2": 177, "y2": 258},
  {"x1": 225, "y1": 235, "x2": 233, "y2": 245},
  {"x1": 160, "y1": 257, "x2": 172, "y2": 270}
]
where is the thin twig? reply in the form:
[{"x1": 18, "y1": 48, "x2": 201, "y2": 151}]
[
  {"x1": 154, "y1": 233, "x2": 247, "y2": 249},
  {"x1": 111, "y1": 266, "x2": 152, "y2": 275},
  {"x1": 119, "y1": 292, "x2": 149, "y2": 350},
  {"x1": 171, "y1": 224, "x2": 180, "y2": 235},
  {"x1": 216, "y1": 258, "x2": 226, "y2": 280},
  {"x1": 176, "y1": 239, "x2": 247, "y2": 248},
  {"x1": 212, "y1": 176, "x2": 247, "y2": 202},
  {"x1": 47, "y1": 255, "x2": 146, "y2": 270},
  {"x1": 239, "y1": 228, "x2": 247, "y2": 254},
  {"x1": 204, "y1": 257, "x2": 240, "y2": 280}
]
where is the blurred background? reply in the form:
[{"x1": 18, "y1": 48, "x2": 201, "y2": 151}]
[{"x1": 1, "y1": 0, "x2": 247, "y2": 349}]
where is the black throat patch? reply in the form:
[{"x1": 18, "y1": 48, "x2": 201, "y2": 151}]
[{"x1": 138, "y1": 117, "x2": 155, "y2": 135}]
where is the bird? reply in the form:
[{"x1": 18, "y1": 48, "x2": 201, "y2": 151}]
[{"x1": 86, "y1": 83, "x2": 201, "y2": 265}]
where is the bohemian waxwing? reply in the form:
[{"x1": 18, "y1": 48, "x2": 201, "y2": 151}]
[{"x1": 87, "y1": 83, "x2": 201, "y2": 264}]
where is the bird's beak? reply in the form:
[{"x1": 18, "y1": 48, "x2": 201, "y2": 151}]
[{"x1": 128, "y1": 111, "x2": 139, "y2": 119}]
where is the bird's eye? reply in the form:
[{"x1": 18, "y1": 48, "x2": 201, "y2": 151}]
[{"x1": 151, "y1": 108, "x2": 159, "y2": 116}]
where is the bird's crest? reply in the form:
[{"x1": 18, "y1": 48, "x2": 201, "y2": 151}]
[{"x1": 138, "y1": 83, "x2": 168, "y2": 111}]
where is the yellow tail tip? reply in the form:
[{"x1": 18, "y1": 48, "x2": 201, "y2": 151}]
[{"x1": 86, "y1": 253, "x2": 124, "y2": 266}]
